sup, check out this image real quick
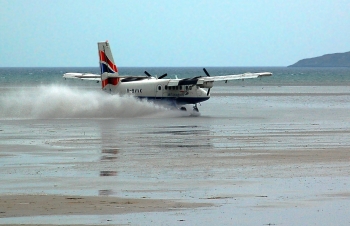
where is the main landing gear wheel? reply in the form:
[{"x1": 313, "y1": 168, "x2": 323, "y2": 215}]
[
  {"x1": 193, "y1": 104, "x2": 199, "y2": 112},
  {"x1": 177, "y1": 105, "x2": 200, "y2": 116}
]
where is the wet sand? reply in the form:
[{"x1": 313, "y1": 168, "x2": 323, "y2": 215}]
[
  {"x1": 0, "y1": 195, "x2": 210, "y2": 218},
  {"x1": 1, "y1": 86, "x2": 350, "y2": 225}
]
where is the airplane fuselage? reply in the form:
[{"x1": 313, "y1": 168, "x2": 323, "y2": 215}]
[{"x1": 103, "y1": 77, "x2": 210, "y2": 106}]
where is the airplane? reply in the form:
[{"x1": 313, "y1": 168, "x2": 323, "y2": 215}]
[{"x1": 63, "y1": 41, "x2": 272, "y2": 113}]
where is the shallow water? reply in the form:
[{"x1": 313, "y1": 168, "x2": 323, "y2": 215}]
[{"x1": 1, "y1": 85, "x2": 350, "y2": 225}]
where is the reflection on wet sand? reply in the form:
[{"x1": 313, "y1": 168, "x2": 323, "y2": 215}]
[
  {"x1": 100, "y1": 148, "x2": 119, "y2": 161},
  {"x1": 99, "y1": 148, "x2": 118, "y2": 196},
  {"x1": 99, "y1": 171, "x2": 117, "y2": 176},
  {"x1": 151, "y1": 125, "x2": 209, "y2": 136},
  {"x1": 143, "y1": 125, "x2": 214, "y2": 149},
  {"x1": 98, "y1": 189, "x2": 116, "y2": 196}
]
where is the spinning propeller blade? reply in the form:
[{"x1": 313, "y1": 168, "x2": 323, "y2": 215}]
[
  {"x1": 203, "y1": 68, "x2": 210, "y2": 77},
  {"x1": 203, "y1": 68, "x2": 211, "y2": 96},
  {"x1": 144, "y1": 71, "x2": 152, "y2": 77},
  {"x1": 207, "y1": 88, "x2": 211, "y2": 96},
  {"x1": 145, "y1": 71, "x2": 167, "y2": 79},
  {"x1": 158, "y1": 73, "x2": 168, "y2": 79}
]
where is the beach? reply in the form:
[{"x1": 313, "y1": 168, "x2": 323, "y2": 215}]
[{"x1": 1, "y1": 85, "x2": 350, "y2": 225}]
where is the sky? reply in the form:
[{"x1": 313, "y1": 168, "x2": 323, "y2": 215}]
[{"x1": 1, "y1": 0, "x2": 350, "y2": 67}]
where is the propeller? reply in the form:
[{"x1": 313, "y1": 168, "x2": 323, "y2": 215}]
[
  {"x1": 207, "y1": 88, "x2": 211, "y2": 96},
  {"x1": 144, "y1": 71, "x2": 152, "y2": 77},
  {"x1": 203, "y1": 68, "x2": 210, "y2": 77},
  {"x1": 203, "y1": 68, "x2": 211, "y2": 96},
  {"x1": 144, "y1": 71, "x2": 167, "y2": 79},
  {"x1": 158, "y1": 73, "x2": 168, "y2": 79}
]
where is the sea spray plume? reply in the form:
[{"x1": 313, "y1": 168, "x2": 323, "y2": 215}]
[{"x1": 0, "y1": 85, "x2": 168, "y2": 119}]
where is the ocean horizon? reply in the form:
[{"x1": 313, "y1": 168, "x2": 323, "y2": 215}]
[{"x1": 1, "y1": 66, "x2": 350, "y2": 87}]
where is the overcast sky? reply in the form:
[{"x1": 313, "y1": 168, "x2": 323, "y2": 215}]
[{"x1": 1, "y1": 0, "x2": 350, "y2": 67}]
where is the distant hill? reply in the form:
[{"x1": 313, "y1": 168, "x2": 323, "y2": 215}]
[{"x1": 288, "y1": 51, "x2": 350, "y2": 67}]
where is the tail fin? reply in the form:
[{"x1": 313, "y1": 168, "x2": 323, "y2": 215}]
[
  {"x1": 98, "y1": 41, "x2": 118, "y2": 74},
  {"x1": 98, "y1": 41, "x2": 120, "y2": 92}
]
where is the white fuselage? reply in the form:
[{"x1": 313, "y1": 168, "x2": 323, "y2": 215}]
[{"x1": 103, "y1": 77, "x2": 210, "y2": 106}]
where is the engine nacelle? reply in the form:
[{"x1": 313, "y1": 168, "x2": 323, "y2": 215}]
[{"x1": 197, "y1": 81, "x2": 214, "y2": 88}]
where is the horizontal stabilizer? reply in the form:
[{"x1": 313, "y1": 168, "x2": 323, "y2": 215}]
[{"x1": 63, "y1": 73, "x2": 101, "y2": 81}]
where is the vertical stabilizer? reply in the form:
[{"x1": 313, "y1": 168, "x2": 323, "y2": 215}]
[{"x1": 98, "y1": 41, "x2": 120, "y2": 92}]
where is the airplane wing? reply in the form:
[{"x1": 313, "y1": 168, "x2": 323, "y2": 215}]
[
  {"x1": 198, "y1": 72, "x2": 272, "y2": 83},
  {"x1": 63, "y1": 73, "x2": 101, "y2": 81},
  {"x1": 167, "y1": 72, "x2": 272, "y2": 87}
]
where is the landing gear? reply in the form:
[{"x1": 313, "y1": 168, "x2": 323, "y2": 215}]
[
  {"x1": 176, "y1": 104, "x2": 200, "y2": 116},
  {"x1": 193, "y1": 104, "x2": 199, "y2": 112}
]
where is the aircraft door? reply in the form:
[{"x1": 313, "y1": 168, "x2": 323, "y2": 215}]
[{"x1": 156, "y1": 84, "x2": 163, "y2": 98}]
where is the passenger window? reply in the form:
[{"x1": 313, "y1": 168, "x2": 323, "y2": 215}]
[
  {"x1": 165, "y1": 85, "x2": 168, "y2": 90},
  {"x1": 158, "y1": 85, "x2": 161, "y2": 91}
]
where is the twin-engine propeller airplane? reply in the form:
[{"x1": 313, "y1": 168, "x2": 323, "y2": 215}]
[{"x1": 63, "y1": 41, "x2": 272, "y2": 113}]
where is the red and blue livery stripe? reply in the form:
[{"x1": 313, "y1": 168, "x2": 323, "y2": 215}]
[
  {"x1": 102, "y1": 77, "x2": 120, "y2": 88},
  {"x1": 99, "y1": 51, "x2": 118, "y2": 74}
]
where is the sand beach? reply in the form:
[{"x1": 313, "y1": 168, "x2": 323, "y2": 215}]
[{"x1": 1, "y1": 85, "x2": 350, "y2": 225}]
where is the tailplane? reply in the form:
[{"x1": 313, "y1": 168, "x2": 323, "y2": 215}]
[{"x1": 98, "y1": 41, "x2": 120, "y2": 92}]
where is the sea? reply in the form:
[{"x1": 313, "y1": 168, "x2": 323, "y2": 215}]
[{"x1": 1, "y1": 66, "x2": 350, "y2": 87}]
